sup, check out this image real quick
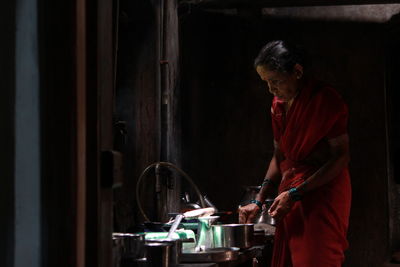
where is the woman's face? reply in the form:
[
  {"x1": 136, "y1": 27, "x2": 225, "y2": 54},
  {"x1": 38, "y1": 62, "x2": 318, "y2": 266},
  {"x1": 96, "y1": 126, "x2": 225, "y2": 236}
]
[{"x1": 256, "y1": 64, "x2": 302, "y2": 102}]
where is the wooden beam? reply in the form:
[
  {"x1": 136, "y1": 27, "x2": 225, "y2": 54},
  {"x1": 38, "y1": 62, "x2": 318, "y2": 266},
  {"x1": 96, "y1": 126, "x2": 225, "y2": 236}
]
[
  {"x1": 0, "y1": 1, "x2": 15, "y2": 267},
  {"x1": 183, "y1": 0, "x2": 400, "y2": 9},
  {"x1": 75, "y1": 0, "x2": 87, "y2": 266}
]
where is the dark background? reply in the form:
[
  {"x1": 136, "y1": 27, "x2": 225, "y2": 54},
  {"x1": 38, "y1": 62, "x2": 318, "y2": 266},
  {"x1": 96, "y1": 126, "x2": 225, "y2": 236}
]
[
  {"x1": 114, "y1": 3, "x2": 400, "y2": 266},
  {"x1": 6, "y1": 0, "x2": 400, "y2": 266},
  {"x1": 179, "y1": 11, "x2": 390, "y2": 266}
]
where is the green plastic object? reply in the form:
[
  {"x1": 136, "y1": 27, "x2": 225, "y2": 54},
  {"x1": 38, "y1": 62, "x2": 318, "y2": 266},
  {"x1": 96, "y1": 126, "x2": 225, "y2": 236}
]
[
  {"x1": 145, "y1": 229, "x2": 197, "y2": 250},
  {"x1": 145, "y1": 229, "x2": 196, "y2": 241},
  {"x1": 163, "y1": 222, "x2": 199, "y2": 231}
]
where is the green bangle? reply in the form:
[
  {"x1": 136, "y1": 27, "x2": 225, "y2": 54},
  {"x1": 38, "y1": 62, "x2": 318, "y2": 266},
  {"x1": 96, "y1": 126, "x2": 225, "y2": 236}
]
[
  {"x1": 250, "y1": 199, "x2": 262, "y2": 209},
  {"x1": 261, "y1": 178, "x2": 277, "y2": 187},
  {"x1": 288, "y1": 187, "x2": 302, "y2": 201},
  {"x1": 261, "y1": 179, "x2": 270, "y2": 187}
]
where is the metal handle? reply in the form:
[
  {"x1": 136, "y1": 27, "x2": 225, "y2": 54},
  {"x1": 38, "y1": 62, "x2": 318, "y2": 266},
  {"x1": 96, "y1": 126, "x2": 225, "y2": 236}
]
[{"x1": 167, "y1": 214, "x2": 184, "y2": 239}]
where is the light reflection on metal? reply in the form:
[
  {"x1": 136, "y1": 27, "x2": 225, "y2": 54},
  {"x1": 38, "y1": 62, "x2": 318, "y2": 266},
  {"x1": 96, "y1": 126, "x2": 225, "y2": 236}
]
[
  {"x1": 262, "y1": 4, "x2": 400, "y2": 23},
  {"x1": 195, "y1": 216, "x2": 220, "y2": 251}
]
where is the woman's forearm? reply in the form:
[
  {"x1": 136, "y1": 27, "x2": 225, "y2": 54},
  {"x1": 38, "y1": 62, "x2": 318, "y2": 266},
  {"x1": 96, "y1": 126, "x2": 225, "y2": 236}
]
[
  {"x1": 296, "y1": 135, "x2": 350, "y2": 195},
  {"x1": 256, "y1": 153, "x2": 282, "y2": 203}
]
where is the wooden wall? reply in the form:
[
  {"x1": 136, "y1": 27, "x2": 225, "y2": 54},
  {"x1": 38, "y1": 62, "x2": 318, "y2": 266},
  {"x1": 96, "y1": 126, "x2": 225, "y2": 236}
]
[
  {"x1": 114, "y1": 0, "x2": 181, "y2": 227},
  {"x1": 39, "y1": 0, "x2": 89, "y2": 265},
  {"x1": 180, "y1": 9, "x2": 393, "y2": 266},
  {"x1": 114, "y1": 0, "x2": 160, "y2": 229},
  {"x1": 0, "y1": 1, "x2": 16, "y2": 267},
  {"x1": 180, "y1": 12, "x2": 273, "y2": 212},
  {"x1": 386, "y1": 14, "x2": 400, "y2": 252}
]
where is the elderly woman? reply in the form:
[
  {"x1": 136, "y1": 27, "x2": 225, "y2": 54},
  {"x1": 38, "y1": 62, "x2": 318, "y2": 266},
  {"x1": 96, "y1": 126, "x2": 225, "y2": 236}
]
[{"x1": 239, "y1": 40, "x2": 351, "y2": 267}]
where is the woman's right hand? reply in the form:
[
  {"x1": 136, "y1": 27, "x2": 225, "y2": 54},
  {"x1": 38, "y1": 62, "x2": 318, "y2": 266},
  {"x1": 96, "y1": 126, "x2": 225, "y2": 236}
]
[{"x1": 238, "y1": 203, "x2": 260, "y2": 224}]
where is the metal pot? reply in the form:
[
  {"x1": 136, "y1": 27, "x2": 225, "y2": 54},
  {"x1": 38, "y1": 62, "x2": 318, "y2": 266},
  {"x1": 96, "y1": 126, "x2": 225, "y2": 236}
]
[
  {"x1": 256, "y1": 199, "x2": 276, "y2": 226},
  {"x1": 145, "y1": 242, "x2": 173, "y2": 267},
  {"x1": 212, "y1": 224, "x2": 254, "y2": 249},
  {"x1": 196, "y1": 216, "x2": 219, "y2": 251},
  {"x1": 112, "y1": 236, "x2": 123, "y2": 267},
  {"x1": 112, "y1": 232, "x2": 146, "y2": 260},
  {"x1": 146, "y1": 238, "x2": 182, "y2": 266}
]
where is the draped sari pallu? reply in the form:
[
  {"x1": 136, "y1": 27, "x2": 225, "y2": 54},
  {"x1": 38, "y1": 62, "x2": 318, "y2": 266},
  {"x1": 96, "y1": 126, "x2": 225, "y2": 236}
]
[{"x1": 270, "y1": 80, "x2": 352, "y2": 267}]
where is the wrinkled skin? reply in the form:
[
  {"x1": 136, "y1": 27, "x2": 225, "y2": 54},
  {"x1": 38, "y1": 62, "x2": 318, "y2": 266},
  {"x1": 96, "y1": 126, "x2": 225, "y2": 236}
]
[
  {"x1": 238, "y1": 191, "x2": 294, "y2": 224},
  {"x1": 268, "y1": 191, "x2": 294, "y2": 222},
  {"x1": 238, "y1": 203, "x2": 260, "y2": 224}
]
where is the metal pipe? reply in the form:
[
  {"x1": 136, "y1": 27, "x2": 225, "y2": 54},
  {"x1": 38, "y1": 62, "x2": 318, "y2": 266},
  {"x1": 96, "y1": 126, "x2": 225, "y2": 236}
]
[{"x1": 136, "y1": 162, "x2": 206, "y2": 222}]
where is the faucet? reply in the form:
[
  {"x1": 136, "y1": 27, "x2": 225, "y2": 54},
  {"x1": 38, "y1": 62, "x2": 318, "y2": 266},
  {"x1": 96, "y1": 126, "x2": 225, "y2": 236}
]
[{"x1": 136, "y1": 161, "x2": 206, "y2": 222}]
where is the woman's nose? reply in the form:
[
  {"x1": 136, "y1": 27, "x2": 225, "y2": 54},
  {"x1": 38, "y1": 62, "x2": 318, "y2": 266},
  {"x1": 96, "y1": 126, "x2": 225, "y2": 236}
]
[{"x1": 268, "y1": 84, "x2": 277, "y2": 94}]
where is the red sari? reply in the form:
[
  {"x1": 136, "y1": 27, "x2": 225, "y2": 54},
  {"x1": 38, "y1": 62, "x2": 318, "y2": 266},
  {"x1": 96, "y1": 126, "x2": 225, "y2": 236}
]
[{"x1": 270, "y1": 79, "x2": 351, "y2": 267}]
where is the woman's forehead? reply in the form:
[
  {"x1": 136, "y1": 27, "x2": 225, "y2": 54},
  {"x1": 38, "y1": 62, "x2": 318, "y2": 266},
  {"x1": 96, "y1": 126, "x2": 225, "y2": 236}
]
[{"x1": 256, "y1": 66, "x2": 286, "y2": 80}]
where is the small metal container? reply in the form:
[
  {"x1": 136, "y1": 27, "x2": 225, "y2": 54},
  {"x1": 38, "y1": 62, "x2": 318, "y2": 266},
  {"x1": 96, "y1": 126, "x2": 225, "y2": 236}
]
[
  {"x1": 145, "y1": 242, "x2": 173, "y2": 267},
  {"x1": 181, "y1": 247, "x2": 240, "y2": 263},
  {"x1": 196, "y1": 216, "x2": 219, "y2": 250},
  {"x1": 112, "y1": 236, "x2": 123, "y2": 267},
  {"x1": 112, "y1": 232, "x2": 146, "y2": 260},
  {"x1": 146, "y1": 239, "x2": 182, "y2": 266},
  {"x1": 256, "y1": 199, "x2": 276, "y2": 226},
  {"x1": 212, "y1": 223, "x2": 254, "y2": 249}
]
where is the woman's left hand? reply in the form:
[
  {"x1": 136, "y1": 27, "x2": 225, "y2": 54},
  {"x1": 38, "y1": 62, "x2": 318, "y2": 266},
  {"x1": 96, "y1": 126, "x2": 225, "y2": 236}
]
[{"x1": 268, "y1": 191, "x2": 294, "y2": 222}]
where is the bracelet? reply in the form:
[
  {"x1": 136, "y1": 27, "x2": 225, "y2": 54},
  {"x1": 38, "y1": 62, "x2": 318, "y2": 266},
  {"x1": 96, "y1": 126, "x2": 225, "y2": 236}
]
[
  {"x1": 261, "y1": 178, "x2": 270, "y2": 187},
  {"x1": 250, "y1": 199, "x2": 263, "y2": 209},
  {"x1": 261, "y1": 178, "x2": 278, "y2": 187},
  {"x1": 288, "y1": 187, "x2": 302, "y2": 201}
]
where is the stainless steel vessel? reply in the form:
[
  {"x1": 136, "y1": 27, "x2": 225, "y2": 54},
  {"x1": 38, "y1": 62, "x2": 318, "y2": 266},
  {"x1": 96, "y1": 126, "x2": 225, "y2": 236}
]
[
  {"x1": 112, "y1": 232, "x2": 146, "y2": 259},
  {"x1": 145, "y1": 242, "x2": 173, "y2": 267},
  {"x1": 181, "y1": 247, "x2": 240, "y2": 263},
  {"x1": 256, "y1": 199, "x2": 276, "y2": 226},
  {"x1": 239, "y1": 187, "x2": 276, "y2": 225},
  {"x1": 146, "y1": 238, "x2": 182, "y2": 266},
  {"x1": 195, "y1": 216, "x2": 219, "y2": 251},
  {"x1": 212, "y1": 223, "x2": 254, "y2": 249}
]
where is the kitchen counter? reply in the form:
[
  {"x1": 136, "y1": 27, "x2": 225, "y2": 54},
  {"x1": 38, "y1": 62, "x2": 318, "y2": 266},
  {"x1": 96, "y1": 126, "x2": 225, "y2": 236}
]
[
  {"x1": 179, "y1": 241, "x2": 274, "y2": 267},
  {"x1": 179, "y1": 264, "x2": 218, "y2": 267},
  {"x1": 131, "y1": 224, "x2": 275, "y2": 267},
  {"x1": 178, "y1": 223, "x2": 275, "y2": 267}
]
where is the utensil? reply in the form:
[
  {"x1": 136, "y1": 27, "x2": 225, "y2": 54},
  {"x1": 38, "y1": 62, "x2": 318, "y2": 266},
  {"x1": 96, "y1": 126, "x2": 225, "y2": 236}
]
[
  {"x1": 181, "y1": 247, "x2": 240, "y2": 263},
  {"x1": 256, "y1": 199, "x2": 276, "y2": 226},
  {"x1": 112, "y1": 232, "x2": 146, "y2": 259},
  {"x1": 183, "y1": 207, "x2": 216, "y2": 218},
  {"x1": 167, "y1": 214, "x2": 184, "y2": 239},
  {"x1": 195, "y1": 216, "x2": 220, "y2": 251},
  {"x1": 166, "y1": 207, "x2": 216, "y2": 239},
  {"x1": 146, "y1": 238, "x2": 182, "y2": 266},
  {"x1": 164, "y1": 207, "x2": 217, "y2": 253},
  {"x1": 212, "y1": 223, "x2": 254, "y2": 249},
  {"x1": 145, "y1": 242, "x2": 173, "y2": 267},
  {"x1": 112, "y1": 236, "x2": 123, "y2": 267}
]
